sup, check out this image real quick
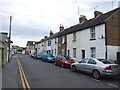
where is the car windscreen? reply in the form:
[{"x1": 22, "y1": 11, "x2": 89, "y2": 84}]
[
  {"x1": 37, "y1": 52, "x2": 44, "y2": 55},
  {"x1": 63, "y1": 56, "x2": 73, "y2": 60},
  {"x1": 98, "y1": 59, "x2": 113, "y2": 64},
  {"x1": 47, "y1": 54, "x2": 54, "y2": 57}
]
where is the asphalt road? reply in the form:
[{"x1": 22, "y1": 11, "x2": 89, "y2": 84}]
[{"x1": 15, "y1": 54, "x2": 119, "y2": 88}]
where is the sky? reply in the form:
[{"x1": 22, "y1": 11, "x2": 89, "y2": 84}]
[{"x1": 0, "y1": 0, "x2": 119, "y2": 47}]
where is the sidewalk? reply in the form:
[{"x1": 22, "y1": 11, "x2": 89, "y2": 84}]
[{"x1": 2, "y1": 55, "x2": 19, "y2": 88}]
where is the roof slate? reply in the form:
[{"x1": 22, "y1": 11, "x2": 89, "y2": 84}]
[{"x1": 58, "y1": 7, "x2": 120, "y2": 37}]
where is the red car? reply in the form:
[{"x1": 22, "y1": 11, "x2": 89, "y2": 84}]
[{"x1": 54, "y1": 55, "x2": 75, "y2": 68}]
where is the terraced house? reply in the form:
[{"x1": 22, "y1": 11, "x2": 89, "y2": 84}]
[
  {"x1": 66, "y1": 7, "x2": 120, "y2": 61},
  {"x1": 34, "y1": 7, "x2": 120, "y2": 62}
]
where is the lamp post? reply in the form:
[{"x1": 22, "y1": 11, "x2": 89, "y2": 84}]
[{"x1": 8, "y1": 16, "x2": 12, "y2": 62}]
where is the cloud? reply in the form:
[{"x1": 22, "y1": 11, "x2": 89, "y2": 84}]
[{"x1": 0, "y1": 0, "x2": 119, "y2": 47}]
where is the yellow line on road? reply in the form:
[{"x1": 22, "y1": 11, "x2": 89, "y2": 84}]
[{"x1": 17, "y1": 57, "x2": 31, "y2": 90}]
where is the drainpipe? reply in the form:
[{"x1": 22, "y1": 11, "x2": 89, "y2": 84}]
[{"x1": 105, "y1": 22, "x2": 108, "y2": 59}]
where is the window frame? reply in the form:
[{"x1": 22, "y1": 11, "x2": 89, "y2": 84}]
[
  {"x1": 90, "y1": 47, "x2": 96, "y2": 58},
  {"x1": 73, "y1": 32, "x2": 76, "y2": 41},
  {"x1": 90, "y1": 27, "x2": 96, "y2": 40},
  {"x1": 62, "y1": 36, "x2": 65, "y2": 44},
  {"x1": 73, "y1": 48, "x2": 76, "y2": 58}
]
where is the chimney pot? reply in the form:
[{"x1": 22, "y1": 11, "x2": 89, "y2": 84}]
[
  {"x1": 50, "y1": 31, "x2": 53, "y2": 36},
  {"x1": 44, "y1": 36, "x2": 48, "y2": 39},
  {"x1": 94, "y1": 11, "x2": 103, "y2": 18},
  {"x1": 79, "y1": 15, "x2": 87, "y2": 24},
  {"x1": 59, "y1": 24, "x2": 64, "y2": 31}
]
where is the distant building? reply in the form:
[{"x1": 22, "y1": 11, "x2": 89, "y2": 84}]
[{"x1": 26, "y1": 41, "x2": 37, "y2": 55}]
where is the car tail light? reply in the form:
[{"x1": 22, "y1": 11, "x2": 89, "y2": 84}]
[{"x1": 104, "y1": 66, "x2": 112, "y2": 70}]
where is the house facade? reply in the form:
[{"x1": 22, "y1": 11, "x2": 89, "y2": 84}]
[
  {"x1": 0, "y1": 32, "x2": 8, "y2": 68},
  {"x1": 66, "y1": 8, "x2": 120, "y2": 61},
  {"x1": 50, "y1": 33, "x2": 59, "y2": 57},
  {"x1": 26, "y1": 41, "x2": 37, "y2": 55},
  {"x1": 33, "y1": 7, "x2": 120, "y2": 62}
]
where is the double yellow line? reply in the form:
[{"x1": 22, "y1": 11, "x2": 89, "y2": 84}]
[{"x1": 16, "y1": 57, "x2": 31, "y2": 90}]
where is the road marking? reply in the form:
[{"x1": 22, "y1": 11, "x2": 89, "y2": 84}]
[
  {"x1": 17, "y1": 59, "x2": 26, "y2": 89},
  {"x1": 17, "y1": 57, "x2": 31, "y2": 90},
  {"x1": 107, "y1": 83, "x2": 119, "y2": 88}
]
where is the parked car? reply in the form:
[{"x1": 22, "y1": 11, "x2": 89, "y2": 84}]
[
  {"x1": 31, "y1": 52, "x2": 44, "y2": 59},
  {"x1": 54, "y1": 55, "x2": 75, "y2": 68},
  {"x1": 71, "y1": 58, "x2": 119, "y2": 79},
  {"x1": 41, "y1": 54, "x2": 55, "y2": 62}
]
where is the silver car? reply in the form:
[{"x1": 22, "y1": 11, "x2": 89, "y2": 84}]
[{"x1": 71, "y1": 58, "x2": 119, "y2": 79}]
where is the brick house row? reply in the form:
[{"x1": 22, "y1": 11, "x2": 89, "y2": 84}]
[{"x1": 34, "y1": 7, "x2": 120, "y2": 61}]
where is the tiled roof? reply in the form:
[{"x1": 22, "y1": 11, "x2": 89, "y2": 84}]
[{"x1": 58, "y1": 7, "x2": 120, "y2": 37}]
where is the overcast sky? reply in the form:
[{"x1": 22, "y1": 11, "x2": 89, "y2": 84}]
[{"x1": 0, "y1": 0, "x2": 119, "y2": 47}]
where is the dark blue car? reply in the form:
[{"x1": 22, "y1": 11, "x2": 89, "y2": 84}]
[
  {"x1": 31, "y1": 52, "x2": 44, "y2": 59},
  {"x1": 41, "y1": 54, "x2": 55, "y2": 62}
]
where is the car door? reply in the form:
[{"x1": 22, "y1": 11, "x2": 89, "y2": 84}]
[
  {"x1": 56, "y1": 56, "x2": 61, "y2": 65},
  {"x1": 85, "y1": 58, "x2": 96, "y2": 73},
  {"x1": 77, "y1": 58, "x2": 88, "y2": 72}
]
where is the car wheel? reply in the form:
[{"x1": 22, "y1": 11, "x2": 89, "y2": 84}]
[
  {"x1": 92, "y1": 70, "x2": 100, "y2": 79},
  {"x1": 72, "y1": 66, "x2": 77, "y2": 72},
  {"x1": 61, "y1": 63, "x2": 65, "y2": 68}
]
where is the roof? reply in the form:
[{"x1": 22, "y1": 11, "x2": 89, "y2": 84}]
[{"x1": 58, "y1": 7, "x2": 120, "y2": 37}]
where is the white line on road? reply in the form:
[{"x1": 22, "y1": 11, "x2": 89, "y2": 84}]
[{"x1": 107, "y1": 83, "x2": 119, "y2": 88}]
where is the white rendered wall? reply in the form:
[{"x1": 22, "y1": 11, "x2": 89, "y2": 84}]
[
  {"x1": 67, "y1": 31, "x2": 81, "y2": 61},
  {"x1": 80, "y1": 24, "x2": 106, "y2": 59}
]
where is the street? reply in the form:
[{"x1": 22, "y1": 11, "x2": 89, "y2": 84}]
[{"x1": 2, "y1": 54, "x2": 119, "y2": 89}]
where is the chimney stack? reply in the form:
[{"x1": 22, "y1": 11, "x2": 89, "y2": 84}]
[
  {"x1": 79, "y1": 15, "x2": 87, "y2": 24},
  {"x1": 94, "y1": 11, "x2": 103, "y2": 18},
  {"x1": 44, "y1": 36, "x2": 48, "y2": 39},
  {"x1": 59, "y1": 24, "x2": 64, "y2": 31},
  {"x1": 50, "y1": 31, "x2": 53, "y2": 36}
]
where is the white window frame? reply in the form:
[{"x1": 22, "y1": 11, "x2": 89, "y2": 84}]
[
  {"x1": 73, "y1": 48, "x2": 76, "y2": 58},
  {"x1": 73, "y1": 32, "x2": 76, "y2": 41},
  {"x1": 90, "y1": 27, "x2": 96, "y2": 39},
  {"x1": 62, "y1": 36, "x2": 65, "y2": 44},
  {"x1": 90, "y1": 47, "x2": 96, "y2": 58},
  {"x1": 62, "y1": 48, "x2": 64, "y2": 55}
]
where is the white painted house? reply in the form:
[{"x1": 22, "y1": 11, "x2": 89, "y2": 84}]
[
  {"x1": 66, "y1": 8, "x2": 120, "y2": 61},
  {"x1": 50, "y1": 33, "x2": 59, "y2": 57}
]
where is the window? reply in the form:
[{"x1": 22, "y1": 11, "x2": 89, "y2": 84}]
[
  {"x1": 52, "y1": 50, "x2": 53, "y2": 55},
  {"x1": 73, "y1": 32, "x2": 76, "y2": 41},
  {"x1": 67, "y1": 50, "x2": 70, "y2": 57},
  {"x1": 62, "y1": 49, "x2": 64, "y2": 55},
  {"x1": 48, "y1": 40, "x2": 51, "y2": 46},
  {"x1": 62, "y1": 36, "x2": 65, "y2": 44},
  {"x1": 90, "y1": 47, "x2": 96, "y2": 58},
  {"x1": 79, "y1": 58, "x2": 88, "y2": 63},
  {"x1": 90, "y1": 27, "x2": 96, "y2": 40},
  {"x1": 55, "y1": 49, "x2": 56, "y2": 56},
  {"x1": 55, "y1": 38, "x2": 57, "y2": 44},
  {"x1": 73, "y1": 48, "x2": 76, "y2": 58},
  {"x1": 88, "y1": 59, "x2": 96, "y2": 64}
]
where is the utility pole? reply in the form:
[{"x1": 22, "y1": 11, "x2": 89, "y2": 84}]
[{"x1": 8, "y1": 16, "x2": 12, "y2": 62}]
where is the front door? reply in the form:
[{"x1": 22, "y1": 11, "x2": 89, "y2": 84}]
[{"x1": 82, "y1": 50, "x2": 85, "y2": 59}]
